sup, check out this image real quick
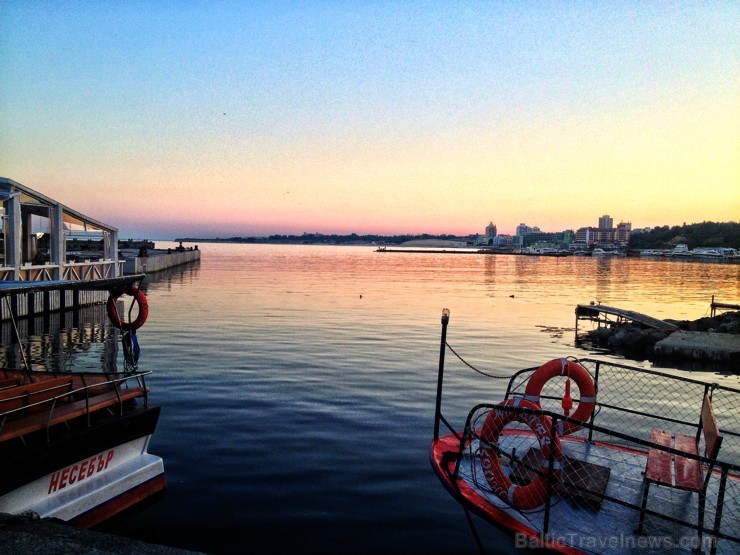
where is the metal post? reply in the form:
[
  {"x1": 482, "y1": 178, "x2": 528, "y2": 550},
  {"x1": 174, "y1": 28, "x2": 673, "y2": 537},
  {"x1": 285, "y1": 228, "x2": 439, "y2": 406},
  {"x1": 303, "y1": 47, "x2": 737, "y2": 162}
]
[
  {"x1": 710, "y1": 467, "x2": 728, "y2": 555},
  {"x1": 543, "y1": 414, "x2": 558, "y2": 535},
  {"x1": 434, "y1": 308, "x2": 450, "y2": 441}
]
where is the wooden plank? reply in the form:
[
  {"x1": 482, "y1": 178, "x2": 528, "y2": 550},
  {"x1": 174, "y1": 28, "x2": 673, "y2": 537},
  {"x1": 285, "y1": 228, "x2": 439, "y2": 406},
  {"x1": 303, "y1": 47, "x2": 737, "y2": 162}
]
[
  {"x1": 645, "y1": 429, "x2": 673, "y2": 485},
  {"x1": 0, "y1": 376, "x2": 72, "y2": 400},
  {"x1": 0, "y1": 378, "x2": 21, "y2": 390},
  {"x1": 0, "y1": 376, "x2": 73, "y2": 413},
  {"x1": 575, "y1": 304, "x2": 679, "y2": 332},
  {"x1": 701, "y1": 394, "x2": 723, "y2": 459},
  {"x1": 0, "y1": 387, "x2": 146, "y2": 442},
  {"x1": 673, "y1": 433, "x2": 702, "y2": 491}
]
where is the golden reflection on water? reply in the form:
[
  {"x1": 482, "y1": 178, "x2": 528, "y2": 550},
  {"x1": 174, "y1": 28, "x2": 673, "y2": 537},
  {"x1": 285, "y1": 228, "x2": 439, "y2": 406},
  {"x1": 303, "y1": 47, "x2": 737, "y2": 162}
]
[{"x1": 158, "y1": 244, "x2": 738, "y2": 325}]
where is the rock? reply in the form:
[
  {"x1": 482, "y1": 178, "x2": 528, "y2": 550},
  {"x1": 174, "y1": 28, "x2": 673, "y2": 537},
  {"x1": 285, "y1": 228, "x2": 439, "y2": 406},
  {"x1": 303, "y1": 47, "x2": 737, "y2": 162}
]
[{"x1": 581, "y1": 311, "x2": 739, "y2": 366}]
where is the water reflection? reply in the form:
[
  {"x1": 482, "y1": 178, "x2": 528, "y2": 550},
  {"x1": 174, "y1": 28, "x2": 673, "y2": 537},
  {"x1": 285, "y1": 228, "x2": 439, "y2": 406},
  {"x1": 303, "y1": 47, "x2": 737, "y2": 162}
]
[{"x1": 0, "y1": 304, "x2": 120, "y2": 373}]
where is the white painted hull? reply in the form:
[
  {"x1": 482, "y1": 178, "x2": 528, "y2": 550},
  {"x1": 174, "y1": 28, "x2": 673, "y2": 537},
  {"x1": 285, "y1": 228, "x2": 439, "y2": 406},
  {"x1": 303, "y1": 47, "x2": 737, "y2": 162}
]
[{"x1": 0, "y1": 436, "x2": 164, "y2": 525}]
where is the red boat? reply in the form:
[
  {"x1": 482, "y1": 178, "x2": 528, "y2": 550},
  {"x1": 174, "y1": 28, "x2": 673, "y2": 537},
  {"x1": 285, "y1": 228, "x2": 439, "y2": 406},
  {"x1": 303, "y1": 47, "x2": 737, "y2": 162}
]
[{"x1": 431, "y1": 309, "x2": 739, "y2": 555}]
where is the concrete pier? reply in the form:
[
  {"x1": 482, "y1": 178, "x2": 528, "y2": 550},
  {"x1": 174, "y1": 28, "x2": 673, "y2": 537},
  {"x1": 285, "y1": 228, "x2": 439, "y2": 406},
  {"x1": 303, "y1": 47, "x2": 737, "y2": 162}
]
[
  {"x1": 0, "y1": 512, "x2": 203, "y2": 554},
  {"x1": 123, "y1": 249, "x2": 200, "y2": 275},
  {"x1": 654, "y1": 331, "x2": 740, "y2": 363}
]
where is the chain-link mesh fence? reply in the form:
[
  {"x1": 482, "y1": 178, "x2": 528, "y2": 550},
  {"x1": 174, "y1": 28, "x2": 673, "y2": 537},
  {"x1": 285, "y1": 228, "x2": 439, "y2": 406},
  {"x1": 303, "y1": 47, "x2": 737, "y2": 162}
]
[{"x1": 450, "y1": 358, "x2": 739, "y2": 554}]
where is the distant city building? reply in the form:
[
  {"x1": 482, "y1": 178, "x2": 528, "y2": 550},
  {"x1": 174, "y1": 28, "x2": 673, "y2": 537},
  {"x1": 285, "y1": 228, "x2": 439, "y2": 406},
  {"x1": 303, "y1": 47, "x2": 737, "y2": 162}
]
[
  {"x1": 519, "y1": 231, "x2": 572, "y2": 248},
  {"x1": 515, "y1": 224, "x2": 541, "y2": 236},
  {"x1": 576, "y1": 216, "x2": 632, "y2": 245},
  {"x1": 575, "y1": 227, "x2": 594, "y2": 244},
  {"x1": 616, "y1": 222, "x2": 632, "y2": 243},
  {"x1": 485, "y1": 222, "x2": 497, "y2": 240},
  {"x1": 492, "y1": 234, "x2": 513, "y2": 247}
]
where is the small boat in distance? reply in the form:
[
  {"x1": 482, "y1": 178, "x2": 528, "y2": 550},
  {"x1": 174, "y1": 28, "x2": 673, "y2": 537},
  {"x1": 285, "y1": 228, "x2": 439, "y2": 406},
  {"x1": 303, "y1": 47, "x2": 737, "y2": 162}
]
[
  {"x1": 670, "y1": 244, "x2": 693, "y2": 257},
  {"x1": 0, "y1": 276, "x2": 165, "y2": 527},
  {"x1": 431, "y1": 310, "x2": 739, "y2": 555}
]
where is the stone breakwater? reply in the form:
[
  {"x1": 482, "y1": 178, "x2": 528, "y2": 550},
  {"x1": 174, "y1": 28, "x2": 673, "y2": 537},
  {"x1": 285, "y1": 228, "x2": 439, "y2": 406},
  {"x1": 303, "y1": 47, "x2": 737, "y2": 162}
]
[{"x1": 584, "y1": 311, "x2": 740, "y2": 366}]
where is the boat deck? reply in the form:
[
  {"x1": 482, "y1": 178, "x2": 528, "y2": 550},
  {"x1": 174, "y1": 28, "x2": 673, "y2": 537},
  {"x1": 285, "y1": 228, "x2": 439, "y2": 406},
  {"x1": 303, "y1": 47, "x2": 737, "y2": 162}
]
[
  {"x1": 0, "y1": 370, "x2": 150, "y2": 443},
  {"x1": 453, "y1": 432, "x2": 739, "y2": 554}
]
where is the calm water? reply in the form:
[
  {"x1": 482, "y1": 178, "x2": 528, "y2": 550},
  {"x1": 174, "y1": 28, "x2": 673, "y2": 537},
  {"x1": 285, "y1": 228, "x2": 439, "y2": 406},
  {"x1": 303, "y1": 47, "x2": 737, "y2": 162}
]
[{"x1": 9, "y1": 244, "x2": 740, "y2": 554}]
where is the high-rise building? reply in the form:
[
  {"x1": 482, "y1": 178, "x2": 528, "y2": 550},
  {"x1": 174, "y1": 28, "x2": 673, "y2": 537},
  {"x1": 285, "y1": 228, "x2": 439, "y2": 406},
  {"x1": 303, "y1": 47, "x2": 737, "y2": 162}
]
[
  {"x1": 516, "y1": 223, "x2": 531, "y2": 236},
  {"x1": 598, "y1": 215, "x2": 613, "y2": 230},
  {"x1": 485, "y1": 222, "x2": 497, "y2": 240},
  {"x1": 616, "y1": 222, "x2": 632, "y2": 243}
]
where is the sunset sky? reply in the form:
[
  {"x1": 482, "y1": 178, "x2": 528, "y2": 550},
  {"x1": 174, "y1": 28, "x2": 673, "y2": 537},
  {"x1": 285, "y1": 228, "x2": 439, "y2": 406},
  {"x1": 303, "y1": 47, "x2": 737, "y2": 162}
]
[{"x1": 1, "y1": 2, "x2": 738, "y2": 239}]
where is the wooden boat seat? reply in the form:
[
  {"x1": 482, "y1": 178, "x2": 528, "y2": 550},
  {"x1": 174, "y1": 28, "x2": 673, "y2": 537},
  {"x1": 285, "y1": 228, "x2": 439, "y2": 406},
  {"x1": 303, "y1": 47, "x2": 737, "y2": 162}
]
[
  {"x1": 0, "y1": 386, "x2": 146, "y2": 442},
  {"x1": 0, "y1": 378, "x2": 22, "y2": 390},
  {"x1": 0, "y1": 376, "x2": 74, "y2": 413},
  {"x1": 637, "y1": 394, "x2": 722, "y2": 541}
]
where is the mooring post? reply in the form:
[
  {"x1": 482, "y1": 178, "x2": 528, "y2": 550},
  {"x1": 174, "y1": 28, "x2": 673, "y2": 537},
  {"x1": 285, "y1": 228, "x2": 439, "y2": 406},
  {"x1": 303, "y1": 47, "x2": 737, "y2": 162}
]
[{"x1": 434, "y1": 308, "x2": 450, "y2": 441}]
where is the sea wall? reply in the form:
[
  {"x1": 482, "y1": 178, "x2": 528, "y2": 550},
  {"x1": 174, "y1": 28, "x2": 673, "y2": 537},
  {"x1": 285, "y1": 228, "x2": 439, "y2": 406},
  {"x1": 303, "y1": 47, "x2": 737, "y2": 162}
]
[{"x1": 123, "y1": 249, "x2": 200, "y2": 275}]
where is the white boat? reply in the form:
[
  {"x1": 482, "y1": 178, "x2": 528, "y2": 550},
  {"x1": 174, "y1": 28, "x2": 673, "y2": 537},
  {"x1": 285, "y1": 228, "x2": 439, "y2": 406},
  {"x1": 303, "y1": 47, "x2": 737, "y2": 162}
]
[
  {"x1": 639, "y1": 249, "x2": 665, "y2": 257},
  {"x1": 431, "y1": 310, "x2": 739, "y2": 555},
  {"x1": 693, "y1": 249, "x2": 732, "y2": 260},
  {"x1": 0, "y1": 277, "x2": 165, "y2": 527},
  {"x1": 670, "y1": 244, "x2": 693, "y2": 257}
]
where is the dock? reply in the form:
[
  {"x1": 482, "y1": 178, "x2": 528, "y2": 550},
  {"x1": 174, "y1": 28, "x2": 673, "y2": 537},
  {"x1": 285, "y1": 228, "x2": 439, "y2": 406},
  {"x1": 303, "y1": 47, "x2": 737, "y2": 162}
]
[
  {"x1": 711, "y1": 295, "x2": 740, "y2": 318},
  {"x1": 0, "y1": 178, "x2": 201, "y2": 321},
  {"x1": 122, "y1": 248, "x2": 201, "y2": 275},
  {"x1": 575, "y1": 303, "x2": 680, "y2": 335}
]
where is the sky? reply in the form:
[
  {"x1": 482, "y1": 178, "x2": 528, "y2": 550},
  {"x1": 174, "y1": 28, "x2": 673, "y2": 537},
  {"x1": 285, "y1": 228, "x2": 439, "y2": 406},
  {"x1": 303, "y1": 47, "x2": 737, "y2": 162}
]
[{"x1": 1, "y1": 1, "x2": 738, "y2": 239}]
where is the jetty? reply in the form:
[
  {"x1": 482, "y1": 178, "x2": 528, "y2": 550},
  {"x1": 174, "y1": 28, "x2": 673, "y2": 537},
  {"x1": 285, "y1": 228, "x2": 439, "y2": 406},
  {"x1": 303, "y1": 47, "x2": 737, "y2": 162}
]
[
  {"x1": 122, "y1": 244, "x2": 200, "y2": 275},
  {"x1": 575, "y1": 303, "x2": 679, "y2": 335},
  {"x1": 711, "y1": 295, "x2": 740, "y2": 318},
  {"x1": 0, "y1": 178, "x2": 126, "y2": 320},
  {"x1": 576, "y1": 301, "x2": 740, "y2": 365},
  {"x1": 0, "y1": 178, "x2": 200, "y2": 321}
]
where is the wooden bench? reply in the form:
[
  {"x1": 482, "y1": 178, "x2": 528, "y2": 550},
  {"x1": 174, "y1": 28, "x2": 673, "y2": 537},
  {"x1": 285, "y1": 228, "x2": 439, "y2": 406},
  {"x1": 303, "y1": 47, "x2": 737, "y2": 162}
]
[
  {"x1": 0, "y1": 376, "x2": 74, "y2": 414},
  {"x1": 637, "y1": 394, "x2": 723, "y2": 542},
  {"x1": 0, "y1": 378, "x2": 22, "y2": 390},
  {"x1": 0, "y1": 386, "x2": 146, "y2": 442}
]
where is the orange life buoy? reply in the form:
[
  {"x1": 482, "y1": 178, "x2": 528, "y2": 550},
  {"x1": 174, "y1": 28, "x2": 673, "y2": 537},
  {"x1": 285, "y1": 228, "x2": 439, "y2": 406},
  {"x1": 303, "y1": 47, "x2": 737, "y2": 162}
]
[
  {"x1": 107, "y1": 285, "x2": 149, "y2": 331},
  {"x1": 479, "y1": 398, "x2": 562, "y2": 510},
  {"x1": 524, "y1": 358, "x2": 595, "y2": 436}
]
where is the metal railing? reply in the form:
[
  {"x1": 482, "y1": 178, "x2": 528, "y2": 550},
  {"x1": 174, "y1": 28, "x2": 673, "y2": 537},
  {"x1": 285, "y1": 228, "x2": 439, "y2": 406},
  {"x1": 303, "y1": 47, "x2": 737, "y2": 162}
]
[
  {"x1": 453, "y1": 401, "x2": 739, "y2": 554},
  {"x1": 0, "y1": 371, "x2": 150, "y2": 441},
  {"x1": 0, "y1": 260, "x2": 123, "y2": 282}
]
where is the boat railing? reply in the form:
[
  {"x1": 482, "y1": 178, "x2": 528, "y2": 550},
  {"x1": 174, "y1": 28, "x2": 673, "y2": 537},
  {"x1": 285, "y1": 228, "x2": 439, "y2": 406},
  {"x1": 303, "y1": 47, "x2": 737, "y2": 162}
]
[
  {"x1": 0, "y1": 371, "x2": 150, "y2": 442},
  {"x1": 454, "y1": 401, "x2": 739, "y2": 553},
  {"x1": 504, "y1": 358, "x2": 740, "y2": 463}
]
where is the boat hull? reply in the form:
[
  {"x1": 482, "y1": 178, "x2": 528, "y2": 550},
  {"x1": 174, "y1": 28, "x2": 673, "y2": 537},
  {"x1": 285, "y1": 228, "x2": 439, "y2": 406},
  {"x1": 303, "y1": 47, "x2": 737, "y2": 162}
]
[
  {"x1": 0, "y1": 405, "x2": 165, "y2": 527},
  {"x1": 431, "y1": 433, "x2": 581, "y2": 554},
  {"x1": 432, "y1": 430, "x2": 739, "y2": 555}
]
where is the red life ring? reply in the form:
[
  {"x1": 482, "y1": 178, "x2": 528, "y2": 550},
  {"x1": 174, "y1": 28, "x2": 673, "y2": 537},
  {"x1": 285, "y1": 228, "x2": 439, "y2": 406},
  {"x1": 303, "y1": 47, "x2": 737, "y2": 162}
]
[
  {"x1": 479, "y1": 398, "x2": 562, "y2": 510},
  {"x1": 524, "y1": 358, "x2": 595, "y2": 436},
  {"x1": 106, "y1": 285, "x2": 149, "y2": 331}
]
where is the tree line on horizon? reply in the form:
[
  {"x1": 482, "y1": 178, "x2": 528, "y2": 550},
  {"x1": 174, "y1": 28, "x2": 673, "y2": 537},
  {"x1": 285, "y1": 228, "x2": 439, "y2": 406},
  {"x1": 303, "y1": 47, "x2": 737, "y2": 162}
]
[
  {"x1": 628, "y1": 221, "x2": 740, "y2": 250},
  {"x1": 175, "y1": 221, "x2": 739, "y2": 249}
]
